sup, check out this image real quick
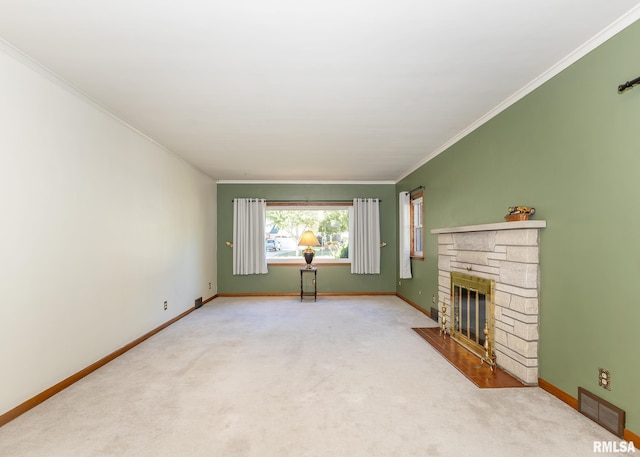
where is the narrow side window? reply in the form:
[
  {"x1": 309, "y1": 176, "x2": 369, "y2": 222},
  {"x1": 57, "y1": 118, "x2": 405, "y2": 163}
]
[{"x1": 410, "y1": 192, "x2": 424, "y2": 259}]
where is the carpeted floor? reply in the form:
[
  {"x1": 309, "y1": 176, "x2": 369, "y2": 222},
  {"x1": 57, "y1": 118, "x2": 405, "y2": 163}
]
[{"x1": 0, "y1": 296, "x2": 629, "y2": 456}]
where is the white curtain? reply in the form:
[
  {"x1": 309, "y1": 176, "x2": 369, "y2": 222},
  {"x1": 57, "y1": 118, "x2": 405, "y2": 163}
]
[
  {"x1": 233, "y1": 198, "x2": 268, "y2": 275},
  {"x1": 350, "y1": 198, "x2": 380, "y2": 274},
  {"x1": 399, "y1": 191, "x2": 412, "y2": 279}
]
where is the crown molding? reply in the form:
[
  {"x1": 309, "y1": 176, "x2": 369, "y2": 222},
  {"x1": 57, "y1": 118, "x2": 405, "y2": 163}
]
[
  {"x1": 0, "y1": 36, "x2": 213, "y2": 180},
  {"x1": 395, "y1": 5, "x2": 640, "y2": 183},
  {"x1": 216, "y1": 180, "x2": 396, "y2": 185},
  {"x1": 0, "y1": 37, "x2": 160, "y2": 148}
]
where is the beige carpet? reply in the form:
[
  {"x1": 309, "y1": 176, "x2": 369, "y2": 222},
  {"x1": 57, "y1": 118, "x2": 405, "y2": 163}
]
[{"x1": 0, "y1": 296, "x2": 629, "y2": 456}]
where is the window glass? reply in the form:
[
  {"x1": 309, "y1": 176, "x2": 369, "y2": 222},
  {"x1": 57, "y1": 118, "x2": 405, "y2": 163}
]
[
  {"x1": 265, "y1": 206, "x2": 350, "y2": 264},
  {"x1": 410, "y1": 193, "x2": 424, "y2": 258}
]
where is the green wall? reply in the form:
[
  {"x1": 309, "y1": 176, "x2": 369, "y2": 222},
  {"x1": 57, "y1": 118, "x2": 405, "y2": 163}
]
[
  {"x1": 217, "y1": 183, "x2": 396, "y2": 294},
  {"x1": 398, "y1": 21, "x2": 640, "y2": 433}
]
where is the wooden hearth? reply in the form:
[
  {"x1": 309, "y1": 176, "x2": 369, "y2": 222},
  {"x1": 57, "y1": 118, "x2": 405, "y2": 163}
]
[{"x1": 413, "y1": 327, "x2": 525, "y2": 388}]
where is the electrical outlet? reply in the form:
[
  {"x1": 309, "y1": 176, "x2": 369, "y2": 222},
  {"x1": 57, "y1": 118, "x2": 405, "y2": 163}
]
[
  {"x1": 209, "y1": 282, "x2": 212, "y2": 290},
  {"x1": 398, "y1": 280, "x2": 401, "y2": 286},
  {"x1": 164, "y1": 301, "x2": 168, "y2": 311},
  {"x1": 598, "y1": 368, "x2": 611, "y2": 390},
  {"x1": 432, "y1": 295, "x2": 436, "y2": 304}
]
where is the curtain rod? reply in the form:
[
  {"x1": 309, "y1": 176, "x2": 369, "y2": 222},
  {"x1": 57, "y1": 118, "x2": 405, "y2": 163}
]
[
  {"x1": 408, "y1": 185, "x2": 424, "y2": 194},
  {"x1": 232, "y1": 199, "x2": 382, "y2": 203},
  {"x1": 618, "y1": 75, "x2": 640, "y2": 93}
]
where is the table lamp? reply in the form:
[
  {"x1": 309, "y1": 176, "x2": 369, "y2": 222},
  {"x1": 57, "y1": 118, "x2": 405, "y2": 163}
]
[{"x1": 298, "y1": 230, "x2": 320, "y2": 269}]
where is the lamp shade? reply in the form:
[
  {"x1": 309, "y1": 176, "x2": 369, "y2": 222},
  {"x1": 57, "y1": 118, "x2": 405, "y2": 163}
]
[{"x1": 298, "y1": 230, "x2": 319, "y2": 247}]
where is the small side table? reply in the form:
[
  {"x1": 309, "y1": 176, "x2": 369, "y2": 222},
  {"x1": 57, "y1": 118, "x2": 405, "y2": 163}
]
[{"x1": 300, "y1": 267, "x2": 317, "y2": 301}]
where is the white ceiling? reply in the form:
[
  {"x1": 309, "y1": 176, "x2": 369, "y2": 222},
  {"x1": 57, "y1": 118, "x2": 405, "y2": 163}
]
[{"x1": 1, "y1": 1, "x2": 639, "y2": 182}]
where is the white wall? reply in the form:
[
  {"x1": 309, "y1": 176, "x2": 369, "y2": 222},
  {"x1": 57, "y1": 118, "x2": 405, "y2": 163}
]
[{"x1": 0, "y1": 49, "x2": 217, "y2": 415}]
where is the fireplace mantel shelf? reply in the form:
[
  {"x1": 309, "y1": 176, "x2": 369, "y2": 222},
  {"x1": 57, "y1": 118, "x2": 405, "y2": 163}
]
[{"x1": 431, "y1": 220, "x2": 546, "y2": 234}]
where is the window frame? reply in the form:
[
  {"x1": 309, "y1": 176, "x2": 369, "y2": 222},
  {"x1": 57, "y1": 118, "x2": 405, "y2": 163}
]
[
  {"x1": 265, "y1": 202, "x2": 352, "y2": 266},
  {"x1": 410, "y1": 191, "x2": 424, "y2": 259}
]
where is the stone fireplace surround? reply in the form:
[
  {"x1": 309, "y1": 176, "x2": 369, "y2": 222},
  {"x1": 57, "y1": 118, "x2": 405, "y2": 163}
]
[{"x1": 432, "y1": 220, "x2": 546, "y2": 385}]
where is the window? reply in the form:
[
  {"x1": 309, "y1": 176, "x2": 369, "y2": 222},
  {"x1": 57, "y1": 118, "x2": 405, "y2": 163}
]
[
  {"x1": 265, "y1": 204, "x2": 351, "y2": 264},
  {"x1": 410, "y1": 191, "x2": 424, "y2": 259}
]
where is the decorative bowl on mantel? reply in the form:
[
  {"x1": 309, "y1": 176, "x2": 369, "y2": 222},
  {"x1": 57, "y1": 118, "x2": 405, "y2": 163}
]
[{"x1": 505, "y1": 206, "x2": 535, "y2": 222}]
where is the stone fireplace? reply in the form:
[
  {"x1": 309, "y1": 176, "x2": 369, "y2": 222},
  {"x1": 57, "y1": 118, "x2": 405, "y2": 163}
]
[{"x1": 432, "y1": 220, "x2": 546, "y2": 385}]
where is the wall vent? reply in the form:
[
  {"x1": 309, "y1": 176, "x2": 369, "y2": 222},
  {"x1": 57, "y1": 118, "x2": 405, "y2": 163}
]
[
  {"x1": 578, "y1": 387, "x2": 625, "y2": 437},
  {"x1": 195, "y1": 297, "x2": 203, "y2": 309},
  {"x1": 430, "y1": 307, "x2": 438, "y2": 322}
]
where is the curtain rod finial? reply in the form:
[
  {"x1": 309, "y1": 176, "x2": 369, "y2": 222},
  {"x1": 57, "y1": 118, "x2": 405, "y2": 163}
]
[{"x1": 618, "y1": 75, "x2": 640, "y2": 93}]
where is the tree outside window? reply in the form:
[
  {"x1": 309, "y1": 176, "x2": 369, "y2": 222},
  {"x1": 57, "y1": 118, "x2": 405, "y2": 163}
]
[{"x1": 265, "y1": 206, "x2": 350, "y2": 263}]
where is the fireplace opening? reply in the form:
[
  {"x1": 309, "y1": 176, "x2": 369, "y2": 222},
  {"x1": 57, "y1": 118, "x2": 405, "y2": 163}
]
[{"x1": 450, "y1": 272, "x2": 495, "y2": 368}]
